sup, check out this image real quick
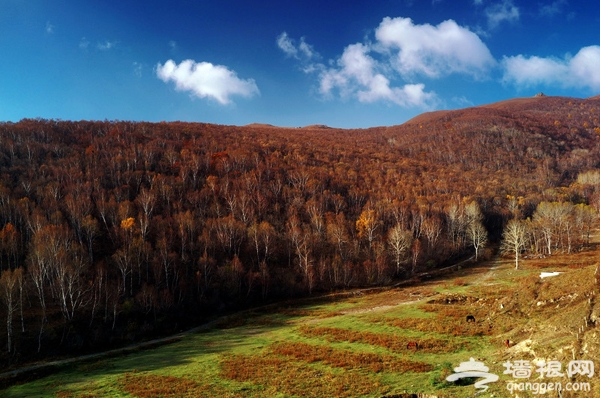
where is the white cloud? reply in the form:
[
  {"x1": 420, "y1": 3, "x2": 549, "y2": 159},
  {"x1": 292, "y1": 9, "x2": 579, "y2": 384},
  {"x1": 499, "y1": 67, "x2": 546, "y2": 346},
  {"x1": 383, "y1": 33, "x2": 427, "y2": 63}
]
[
  {"x1": 502, "y1": 55, "x2": 568, "y2": 85},
  {"x1": 375, "y1": 17, "x2": 496, "y2": 78},
  {"x1": 539, "y1": 0, "x2": 567, "y2": 17},
  {"x1": 277, "y1": 32, "x2": 317, "y2": 61},
  {"x1": 486, "y1": 0, "x2": 519, "y2": 28},
  {"x1": 279, "y1": 18, "x2": 497, "y2": 108},
  {"x1": 45, "y1": 21, "x2": 54, "y2": 34},
  {"x1": 570, "y1": 46, "x2": 600, "y2": 89},
  {"x1": 133, "y1": 62, "x2": 142, "y2": 78},
  {"x1": 156, "y1": 59, "x2": 259, "y2": 105},
  {"x1": 79, "y1": 37, "x2": 90, "y2": 49},
  {"x1": 502, "y1": 46, "x2": 600, "y2": 91},
  {"x1": 318, "y1": 43, "x2": 437, "y2": 108},
  {"x1": 452, "y1": 96, "x2": 475, "y2": 107},
  {"x1": 298, "y1": 40, "x2": 316, "y2": 60},
  {"x1": 277, "y1": 32, "x2": 297, "y2": 58},
  {"x1": 97, "y1": 40, "x2": 118, "y2": 51}
]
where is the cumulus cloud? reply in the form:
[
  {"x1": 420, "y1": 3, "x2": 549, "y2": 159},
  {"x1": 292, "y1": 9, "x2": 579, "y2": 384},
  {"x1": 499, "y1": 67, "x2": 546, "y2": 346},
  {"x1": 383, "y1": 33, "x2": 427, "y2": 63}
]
[
  {"x1": 502, "y1": 55, "x2": 568, "y2": 85},
  {"x1": 486, "y1": 0, "x2": 519, "y2": 28},
  {"x1": 278, "y1": 17, "x2": 496, "y2": 109},
  {"x1": 502, "y1": 46, "x2": 600, "y2": 91},
  {"x1": 375, "y1": 17, "x2": 496, "y2": 78},
  {"x1": 570, "y1": 46, "x2": 600, "y2": 89},
  {"x1": 318, "y1": 43, "x2": 436, "y2": 107},
  {"x1": 156, "y1": 59, "x2": 259, "y2": 105}
]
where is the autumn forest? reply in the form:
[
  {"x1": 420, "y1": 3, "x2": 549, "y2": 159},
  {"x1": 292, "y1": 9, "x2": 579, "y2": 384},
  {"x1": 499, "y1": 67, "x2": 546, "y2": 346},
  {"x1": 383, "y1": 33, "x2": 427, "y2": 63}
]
[{"x1": 0, "y1": 95, "x2": 599, "y2": 368}]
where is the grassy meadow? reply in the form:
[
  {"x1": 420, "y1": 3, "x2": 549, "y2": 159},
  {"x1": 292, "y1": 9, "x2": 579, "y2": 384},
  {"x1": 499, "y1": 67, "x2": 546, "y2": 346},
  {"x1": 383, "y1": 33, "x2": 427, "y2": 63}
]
[{"x1": 2, "y1": 247, "x2": 600, "y2": 397}]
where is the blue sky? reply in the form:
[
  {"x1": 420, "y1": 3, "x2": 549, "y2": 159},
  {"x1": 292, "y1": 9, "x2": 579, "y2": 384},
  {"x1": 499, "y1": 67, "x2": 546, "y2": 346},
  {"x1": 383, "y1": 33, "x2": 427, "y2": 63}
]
[{"x1": 1, "y1": 0, "x2": 599, "y2": 128}]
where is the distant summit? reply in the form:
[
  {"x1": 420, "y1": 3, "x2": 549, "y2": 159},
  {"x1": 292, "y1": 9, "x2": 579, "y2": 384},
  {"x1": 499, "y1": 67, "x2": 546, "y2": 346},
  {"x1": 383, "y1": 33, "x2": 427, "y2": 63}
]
[
  {"x1": 302, "y1": 124, "x2": 332, "y2": 129},
  {"x1": 244, "y1": 123, "x2": 335, "y2": 130},
  {"x1": 403, "y1": 95, "x2": 599, "y2": 128},
  {"x1": 245, "y1": 123, "x2": 281, "y2": 129}
]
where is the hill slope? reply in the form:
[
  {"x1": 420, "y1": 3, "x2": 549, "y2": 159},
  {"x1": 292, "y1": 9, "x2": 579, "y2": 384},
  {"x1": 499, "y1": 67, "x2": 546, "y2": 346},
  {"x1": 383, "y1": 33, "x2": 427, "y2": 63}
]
[
  {"x1": 3, "y1": 245, "x2": 599, "y2": 397},
  {"x1": 0, "y1": 95, "x2": 598, "y2": 372}
]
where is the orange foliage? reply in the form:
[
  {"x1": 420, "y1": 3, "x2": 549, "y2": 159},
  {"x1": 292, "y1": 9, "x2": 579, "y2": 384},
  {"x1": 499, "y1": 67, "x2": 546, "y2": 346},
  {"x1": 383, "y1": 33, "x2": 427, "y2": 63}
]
[
  {"x1": 271, "y1": 341, "x2": 433, "y2": 373},
  {"x1": 0, "y1": 94, "x2": 599, "y2": 365},
  {"x1": 120, "y1": 217, "x2": 135, "y2": 230},
  {"x1": 298, "y1": 325, "x2": 470, "y2": 353}
]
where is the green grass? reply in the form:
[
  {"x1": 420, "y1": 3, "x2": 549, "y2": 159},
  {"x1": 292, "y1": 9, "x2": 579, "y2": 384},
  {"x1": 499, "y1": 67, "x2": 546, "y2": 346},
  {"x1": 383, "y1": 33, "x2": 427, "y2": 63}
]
[{"x1": 3, "y1": 251, "x2": 600, "y2": 397}]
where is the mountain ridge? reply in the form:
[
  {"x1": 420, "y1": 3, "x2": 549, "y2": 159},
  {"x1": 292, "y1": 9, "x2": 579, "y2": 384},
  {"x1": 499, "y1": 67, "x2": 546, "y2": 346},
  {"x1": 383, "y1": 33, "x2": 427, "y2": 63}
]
[
  {"x1": 243, "y1": 94, "x2": 600, "y2": 133},
  {"x1": 403, "y1": 95, "x2": 600, "y2": 128}
]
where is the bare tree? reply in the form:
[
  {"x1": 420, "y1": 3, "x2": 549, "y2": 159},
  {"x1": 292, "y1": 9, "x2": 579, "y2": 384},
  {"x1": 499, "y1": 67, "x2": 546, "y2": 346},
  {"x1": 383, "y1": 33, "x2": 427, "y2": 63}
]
[
  {"x1": 501, "y1": 219, "x2": 529, "y2": 269},
  {"x1": 387, "y1": 224, "x2": 412, "y2": 275},
  {"x1": 326, "y1": 212, "x2": 350, "y2": 261},
  {"x1": 533, "y1": 201, "x2": 574, "y2": 255},
  {"x1": 306, "y1": 197, "x2": 325, "y2": 236},
  {"x1": 465, "y1": 200, "x2": 483, "y2": 226},
  {"x1": 135, "y1": 188, "x2": 156, "y2": 219},
  {"x1": 574, "y1": 203, "x2": 598, "y2": 246},
  {"x1": 29, "y1": 246, "x2": 48, "y2": 352},
  {"x1": 446, "y1": 201, "x2": 467, "y2": 249},
  {"x1": 467, "y1": 221, "x2": 488, "y2": 261},
  {"x1": 356, "y1": 208, "x2": 379, "y2": 251},
  {"x1": 287, "y1": 214, "x2": 313, "y2": 293},
  {"x1": 0, "y1": 268, "x2": 21, "y2": 352},
  {"x1": 248, "y1": 221, "x2": 275, "y2": 266},
  {"x1": 210, "y1": 215, "x2": 246, "y2": 257},
  {"x1": 422, "y1": 216, "x2": 442, "y2": 249}
]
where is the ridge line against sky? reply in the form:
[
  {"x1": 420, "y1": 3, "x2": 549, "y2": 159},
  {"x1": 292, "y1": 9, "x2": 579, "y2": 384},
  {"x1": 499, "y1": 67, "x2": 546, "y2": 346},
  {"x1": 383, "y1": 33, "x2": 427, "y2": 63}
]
[{"x1": 1, "y1": 0, "x2": 599, "y2": 128}]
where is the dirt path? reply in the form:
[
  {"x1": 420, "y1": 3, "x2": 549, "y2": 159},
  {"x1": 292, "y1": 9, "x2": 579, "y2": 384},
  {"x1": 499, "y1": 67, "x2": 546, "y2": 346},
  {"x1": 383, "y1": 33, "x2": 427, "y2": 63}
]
[
  {"x1": 471, "y1": 258, "x2": 501, "y2": 286},
  {"x1": 337, "y1": 298, "x2": 428, "y2": 316}
]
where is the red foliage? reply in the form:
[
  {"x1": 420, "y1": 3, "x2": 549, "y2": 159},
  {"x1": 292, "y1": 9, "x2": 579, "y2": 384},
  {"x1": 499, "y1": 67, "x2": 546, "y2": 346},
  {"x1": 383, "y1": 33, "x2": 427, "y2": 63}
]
[{"x1": 0, "y1": 95, "x2": 598, "y2": 366}]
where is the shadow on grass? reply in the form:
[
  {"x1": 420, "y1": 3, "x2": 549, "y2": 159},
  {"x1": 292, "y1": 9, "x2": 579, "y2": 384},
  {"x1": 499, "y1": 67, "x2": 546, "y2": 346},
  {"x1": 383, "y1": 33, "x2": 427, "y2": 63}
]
[
  {"x1": 0, "y1": 298, "x2": 356, "y2": 396},
  {"x1": 0, "y1": 256, "x2": 503, "y2": 396}
]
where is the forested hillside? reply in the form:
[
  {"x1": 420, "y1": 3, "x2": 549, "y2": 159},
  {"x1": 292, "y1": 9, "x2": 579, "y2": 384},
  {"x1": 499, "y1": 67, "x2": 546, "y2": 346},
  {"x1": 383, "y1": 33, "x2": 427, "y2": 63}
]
[{"x1": 0, "y1": 95, "x2": 599, "y2": 367}]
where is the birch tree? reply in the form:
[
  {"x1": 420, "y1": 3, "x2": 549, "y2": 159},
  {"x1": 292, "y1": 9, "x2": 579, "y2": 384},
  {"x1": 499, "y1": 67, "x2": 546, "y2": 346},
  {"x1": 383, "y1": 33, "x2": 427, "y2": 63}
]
[
  {"x1": 0, "y1": 268, "x2": 20, "y2": 352},
  {"x1": 467, "y1": 221, "x2": 488, "y2": 261},
  {"x1": 387, "y1": 224, "x2": 412, "y2": 275},
  {"x1": 501, "y1": 219, "x2": 529, "y2": 269},
  {"x1": 356, "y1": 209, "x2": 379, "y2": 251}
]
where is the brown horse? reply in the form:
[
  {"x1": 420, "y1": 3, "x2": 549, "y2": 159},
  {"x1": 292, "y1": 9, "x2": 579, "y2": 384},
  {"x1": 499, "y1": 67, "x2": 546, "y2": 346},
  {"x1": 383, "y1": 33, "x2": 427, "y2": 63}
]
[{"x1": 406, "y1": 341, "x2": 419, "y2": 350}]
